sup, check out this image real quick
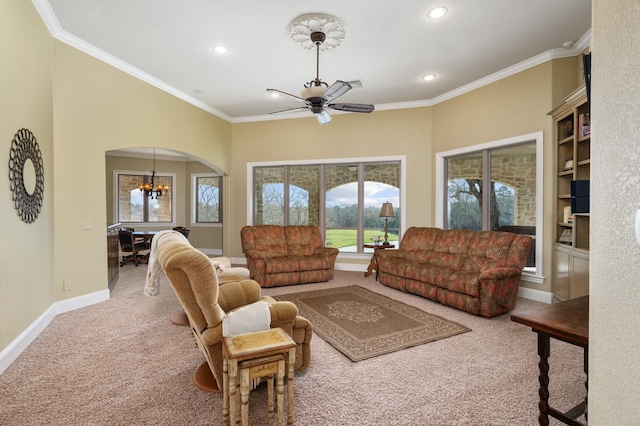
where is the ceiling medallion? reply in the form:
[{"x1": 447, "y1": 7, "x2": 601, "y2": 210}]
[{"x1": 288, "y1": 13, "x2": 346, "y2": 50}]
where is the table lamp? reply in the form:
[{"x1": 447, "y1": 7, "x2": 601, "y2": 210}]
[{"x1": 379, "y1": 202, "x2": 395, "y2": 245}]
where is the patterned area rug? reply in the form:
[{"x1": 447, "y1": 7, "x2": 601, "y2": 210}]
[{"x1": 274, "y1": 286, "x2": 470, "y2": 362}]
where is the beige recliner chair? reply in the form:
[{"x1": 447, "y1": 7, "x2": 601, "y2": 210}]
[{"x1": 155, "y1": 231, "x2": 312, "y2": 392}]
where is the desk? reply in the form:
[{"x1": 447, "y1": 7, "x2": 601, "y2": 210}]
[
  {"x1": 223, "y1": 328, "x2": 296, "y2": 426},
  {"x1": 363, "y1": 244, "x2": 394, "y2": 280},
  {"x1": 511, "y1": 296, "x2": 589, "y2": 426},
  {"x1": 132, "y1": 230, "x2": 157, "y2": 245}
]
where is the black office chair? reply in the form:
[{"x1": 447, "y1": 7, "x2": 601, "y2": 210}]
[
  {"x1": 173, "y1": 226, "x2": 190, "y2": 238},
  {"x1": 119, "y1": 229, "x2": 150, "y2": 267}
]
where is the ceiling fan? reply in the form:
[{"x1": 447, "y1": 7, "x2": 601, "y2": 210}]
[{"x1": 267, "y1": 31, "x2": 375, "y2": 125}]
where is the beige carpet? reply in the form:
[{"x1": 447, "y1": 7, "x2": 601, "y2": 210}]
[
  {"x1": 275, "y1": 285, "x2": 470, "y2": 361},
  {"x1": 0, "y1": 266, "x2": 586, "y2": 425}
]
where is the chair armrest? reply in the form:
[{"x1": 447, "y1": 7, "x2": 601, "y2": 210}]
[
  {"x1": 217, "y1": 279, "x2": 262, "y2": 312},
  {"x1": 267, "y1": 300, "x2": 299, "y2": 324},
  {"x1": 200, "y1": 324, "x2": 223, "y2": 346}
]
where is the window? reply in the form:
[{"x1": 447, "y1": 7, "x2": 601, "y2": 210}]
[
  {"x1": 193, "y1": 175, "x2": 222, "y2": 223},
  {"x1": 115, "y1": 171, "x2": 174, "y2": 223},
  {"x1": 251, "y1": 158, "x2": 403, "y2": 255},
  {"x1": 436, "y1": 132, "x2": 543, "y2": 280}
]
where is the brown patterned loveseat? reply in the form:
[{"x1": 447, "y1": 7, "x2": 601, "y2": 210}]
[
  {"x1": 376, "y1": 227, "x2": 533, "y2": 317},
  {"x1": 241, "y1": 225, "x2": 339, "y2": 287}
]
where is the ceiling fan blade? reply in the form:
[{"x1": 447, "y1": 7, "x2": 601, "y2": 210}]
[
  {"x1": 316, "y1": 110, "x2": 332, "y2": 125},
  {"x1": 269, "y1": 106, "x2": 310, "y2": 115},
  {"x1": 328, "y1": 103, "x2": 375, "y2": 113},
  {"x1": 322, "y1": 80, "x2": 352, "y2": 103},
  {"x1": 266, "y1": 88, "x2": 307, "y2": 104}
]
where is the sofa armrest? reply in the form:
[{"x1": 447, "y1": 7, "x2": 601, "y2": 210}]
[
  {"x1": 314, "y1": 246, "x2": 339, "y2": 257},
  {"x1": 478, "y1": 266, "x2": 522, "y2": 281},
  {"x1": 244, "y1": 248, "x2": 268, "y2": 260},
  {"x1": 375, "y1": 249, "x2": 403, "y2": 260}
]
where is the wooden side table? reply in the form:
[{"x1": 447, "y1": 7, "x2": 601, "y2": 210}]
[
  {"x1": 511, "y1": 296, "x2": 589, "y2": 426},
  {"x1": 222, "y1": 328, "x2": 297, "y2": 426},
  {"x1": 363, "y1": 244, "x2": 394, "y2": 280}
]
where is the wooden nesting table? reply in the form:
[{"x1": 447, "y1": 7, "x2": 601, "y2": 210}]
[
  {"x1": 222, "y1": 328, "x2": 297, "y2": 426},
  {"x1": 511, "y1": 296, "x2": 589, "y2": 426}
]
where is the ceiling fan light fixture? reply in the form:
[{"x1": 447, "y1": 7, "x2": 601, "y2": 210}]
[{"x1": 301, "y1": 85, "x2": 327, "y2": 99}]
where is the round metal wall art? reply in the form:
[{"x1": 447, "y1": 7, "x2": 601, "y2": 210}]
[{"x1": 8, "y1": 128, "x2": 44, "y2": 223}]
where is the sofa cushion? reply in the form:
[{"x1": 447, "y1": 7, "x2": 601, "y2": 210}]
[
  {"x1": 406, "y1": 262, "x2": 450, "y2": 286},
  {"x1": 284, "y1": 226, "x2": 322, "y2": 255},
  {"x1": 265, "y1": 256, "x2": 300, "y2": 273},
  {"x1": 400, "y1": 227, "x2": 442, "y2": 251},
  {"x1": 462, "y1": 231, "x2": 514, "y2": 272},
  {"x1": 241, "y1": 225, "x2": 288, "y2": 257},
  {"x1": 443, "y1": 270, "x2": 480, "y2": 297},
  {"x1": 298, "y1": 253, "x2": 333, "y2": 271}
]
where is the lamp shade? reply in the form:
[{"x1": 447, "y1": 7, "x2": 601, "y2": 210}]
[{"x1": 379, "y1": 202, "x2": 395, "y2": 218}]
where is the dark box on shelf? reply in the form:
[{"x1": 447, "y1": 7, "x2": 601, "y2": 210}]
[{"x1": 571, "y1": 180, "x2": 590, "y2": 213}]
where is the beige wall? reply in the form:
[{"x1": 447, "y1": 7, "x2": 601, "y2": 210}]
[
  {"x1": 0, "y1": 0, "x2": 54, "y2": 351},
  {"x1": 230, "y1": 108, "x2": 433, "y2": 263},
  {"x1": 590, "y1": 0, "x2": 640, "y2": 421},
  {"x1": 51, "y1": 41, "x2": 231, "y2": 300},
  {"x1": 105, "y1": 155, "x2": 222, "y2": 250}
]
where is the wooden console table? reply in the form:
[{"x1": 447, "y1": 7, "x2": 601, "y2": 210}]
[
  {"x1": 363, "y1": 244, "x2": 394, "y2": 280},
  {"x1": 511, "y1": 296, "x2": 589, "y2": 426}
]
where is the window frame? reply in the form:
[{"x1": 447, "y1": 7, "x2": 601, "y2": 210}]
[
  {"x1": 247, "y1": 155, "x2": 406, "y2": 258},
  {"x1": 113, "y1": 169, "x2": 177, "y2": 226},
  {"x1": 435, "y1": 132, "x2": 543, "y2": 282},
  {"x1": 191, "y1": 173, "x2": 223, "y2": 226}
]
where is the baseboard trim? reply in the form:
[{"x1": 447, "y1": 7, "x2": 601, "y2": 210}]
[
  {"x1": 0, "y1": 289, "x2": 110, "y2": 375},
  {"x1": 517, "y1": 286, "x2": 553, "y2": 304}
]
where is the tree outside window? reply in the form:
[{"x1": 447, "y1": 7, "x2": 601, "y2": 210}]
[{"x1": 195, "y1": 176, "x2": 221, "y2": 223}]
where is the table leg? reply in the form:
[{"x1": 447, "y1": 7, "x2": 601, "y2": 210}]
[
  {"x1": 276, "y1": 359, "x2": 285, "y2": 426},
  {"x1": 229, "y1": 360, "x2": 238, "y2": 426},
  {"x1": 240, "y1": 368, "x2": 250, "y2": 426},
  {"x1": 222, "y1": 357, "x2": 229, "y2": 426},
  {"x1": 287, "y1": 348, "x2": 295, "y2": 426},
  {"x1": 584, "y1": 346, "x2": 589, "y2": 423},
  {"x1": 537, "y1": 332, "x2": 551, "y2": 426},
  {"x1": 267, "y1": 375, "x2": 275, "y2": 426},
  {"x1": 364, "y1": 254, "x2": 376, "y2": 278}
]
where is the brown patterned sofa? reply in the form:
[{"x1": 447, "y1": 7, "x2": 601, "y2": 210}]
[
  {"x1": 241, "y1": 225, "x2": 339, "y2": 287},
  {"x1": 376, "y1": 227, "x2": 533, "y2": 317}
]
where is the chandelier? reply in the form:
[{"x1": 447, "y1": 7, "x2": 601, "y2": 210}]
[{"x1": 139, "y1": 149, "x2": 169, "y2": 199}]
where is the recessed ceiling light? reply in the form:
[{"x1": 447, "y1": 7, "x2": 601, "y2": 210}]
[
  {"x1": 212, "y1": 45, "x2": 229, "y2": 54},
  {"x1": 427, "y1": 6, "x2": 448, "y2": 19},
  {"x1": 269, "y1": 92, "x2": 280, "y2": 98},
  {"x1": 422, "y1": 74, "x2": 437, "y2": 81}
]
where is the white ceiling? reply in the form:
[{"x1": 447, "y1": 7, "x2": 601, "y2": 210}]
[{"x1": 36, "y1": 0, "x2": 591, "y2": 124}]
